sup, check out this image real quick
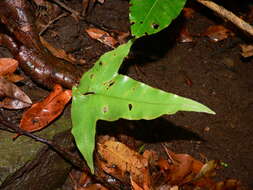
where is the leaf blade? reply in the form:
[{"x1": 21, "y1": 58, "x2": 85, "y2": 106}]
[
  {"x1": 71, "y1": 87, "x2": 98, "y2": 173},
  {"x1": 78, "y1": 40, "x2": 134, "y2": 93},
  {"x1": 130, "y1": 0, "x2": 187, "y2": 38}
]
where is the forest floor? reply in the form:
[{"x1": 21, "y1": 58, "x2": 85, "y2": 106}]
[{"x1": 1, "y1": 0, "x2": 253, "y2": 189}]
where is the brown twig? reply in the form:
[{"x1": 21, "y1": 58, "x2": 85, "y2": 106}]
[
  {"x1": 50, "y1": 0, "x2": 80, "y2": 19},
  {"x1": 0, "y1": 117, "x2": 119, "y2": 190},
  {"x1": 39, "y1": 12, "x2": 68, "y2": 35},
  {"x1": 196, "y1": 0, "x2": 253, "y2": 37},
  {"x1": 0, "y1": 116, "x2": 87, "y2": 170},
  {"x1": 50, "y1": 0, "x2": 109, "y2": 31}
]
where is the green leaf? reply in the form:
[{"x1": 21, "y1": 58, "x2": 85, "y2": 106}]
[
  {"x1": 129, "y1": 0, "x2": 187, "y2": 38},
  {"x1": 71, "y1": 40, "x2": 215, "y2": 173}
]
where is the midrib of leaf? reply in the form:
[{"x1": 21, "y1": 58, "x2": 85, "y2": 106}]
[
  {"x1": 90, "y1": 93, "x2": 177, "y2": 106},
  {"x1": 88, "y1": 93, "x2": 213, "y2": 114},
  {"x1": 136, "y1": 1, "x2": 158, "y2": 36}
]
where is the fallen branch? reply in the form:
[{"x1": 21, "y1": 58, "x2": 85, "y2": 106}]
[
  {"x1": 196, "y1": 0, "x2": 253, "y2": 37},
  {"x1": 0, "y1": 116, "x2": 86, "y2": 170},
  {"x1": 0, "y1": 116, "x2": 119, "y2": 190}
]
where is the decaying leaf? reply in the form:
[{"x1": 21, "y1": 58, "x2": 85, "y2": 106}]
[
  {"x1": 0, "y1": 58, "x2": 18, "y2": 76},
  {"x1": 4, "y1": 74, "x2": 24, "y2": 83},
  {"x1": 97, "y1": 140, "x2": 151, "y2": 189},
  {"x1": 0, "y1": 59, "x2": 30, "y2": 109},
  {"x1": 130, "y1": 176, "x2": 144, "y2": 190},
  {"x1": 0, "y1": 97, "x2": 31, "y2": 109},
  {"x1": 156, "y1": 147, "x2": 208, "y2": 186},
  {"x1": 240, "y1": 44, "x2": 253, "y2": 58},
  {"x1": 20, "y1": 84, "x2": 72, "y2": 132},
  {"x1": 178, "y1": 27, "x2": 193, "y2": 43},
  {"x1": 183, "y1": 8, "x2": 195, "y2": 19},
  {"x1": 193, "y1": 160, "x2": 220, "y2": 181},
  {"x1": 214, "y1": 179, "x2": 244, "y2": 190},
  {"x1": 33, "y1": 0, "x2": 47, "y2": 6},
  {"x1": 85, "y1": 28, "x2": 118, "y2": 48},
  {"x1": 202, "y1": 25, "x2": 234, "y2": 42},
  {"x1": 40, "y1": 36, "x2": 79, "y2": 64},
  {"x1": 81, "y1": 184, "x2": 108, "y2": 190},
  {"x1": 0, "y1": 77, "x2": 32, "y2": 106}
]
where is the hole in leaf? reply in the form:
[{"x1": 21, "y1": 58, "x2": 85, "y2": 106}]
[
  {"x1": 130, "y1": 21, "x2": 135, "y2": 25},
  {"x1": 128, "y1": 104, "x2": 133, "y2": 111},
  {"x1": 84, "y1": 92, "x2": 95, "y2": 95},
  {"x1": 108, "y1": 81, "x2": 115, "y2": 88},
  {"x1": 103, "y1": 106, "x2": 109, "y2": 113},
  {"x1": 140, "y1": 21, "x2": 143, "y2": 24},
  {"x1": 152, "y1": 23, "x2": 159, "y2": 29},
  {"x1": 99, "y1": 61, "x2": 106, "y2": 66}
]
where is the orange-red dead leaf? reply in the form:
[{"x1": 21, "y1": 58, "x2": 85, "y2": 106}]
[
  {"x1": 159, "y1": 147, "x2": 209, "y2": 185},
  {"x1": 86, "y1": 28, "x2": 118, "y2": 48},
  {"x1": 0, "y1": 58, "x2": 18, "y2": 76},
  {"x1": 20, "y1": 84, "x2": 72, "y2": 132},
  {"x1": 131, "y1": 176, "x2": 144, "y2": 190},
  {"x1": 40, "y1": 36, "x2": 81, "y2": 64},
  {"x1": 240, "y1": 44, "x2": 253, "y2": 58},
  {"x1": 97, "y1": 140, "x2": 151, "y2": 189},
  {"x1": 202, "y1": 25, "x2": 234, "y2": 42}
]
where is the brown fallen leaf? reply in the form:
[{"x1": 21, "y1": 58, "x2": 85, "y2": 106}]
[
  {"x1": 0, "y1": 97, "x2": 31, "y2": 109},
  {"x1": 79, "y1": 184, "x2": 108, "y2": 190},
  {"x1": 178, "y1": 27, "x2": 193, "y2": 43},
  {"x1": 0, "y1": 77, "x2": 32, "y2": 104},
  {"x1": 0, "y1": 58, "x2": 18, "y2": 76},
  {"x1": 20, "y1": 84, "x2": 72, "y2": 132},
  {"x1": 40, "y1": 36, "x2": 82, "y2": 64},
  {"x1": 85, "y1": 28, "x2": 118, "y2": 48},
  {"x1": 202, "y1": 25, "x2": 234, "y2": 42},
  {"x1": 183, "y1": 8, "x2": 195, "y2": 19},
  {"x1": 214, "y1": 179, "x2": 244, "y2": 190},
  {"x1": 193, "y1": 160, "x2": 220, "y2": 181},
  {"x1": 4, "y1": 74, "x2": 24, "y2": 83},
  {"x1": 130, "y1": 176, "x2": 144, "y2": 190},
  {"x1": 33, "y1": 0, "x2": 47, "y2": 6},
  {"x1": 109, "y1": 30, "x2": 130, "y2": 44},
  {"x1": 157, "y1": 146, "x2": 215, "y2": 187},
  {"x1": 240, "y1": 44, "x2": 253, "y2": 58},
  {"x1": 97, "y1": 140, "x2": 151, "y2": 189}
]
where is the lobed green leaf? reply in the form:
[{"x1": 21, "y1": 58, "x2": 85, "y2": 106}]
[{"x1": 71, "y1": 40, "x2": 214, "y2": 173}]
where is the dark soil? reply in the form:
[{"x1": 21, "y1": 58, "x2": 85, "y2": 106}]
[{"x1": 1, "y1": 0, "x2": 253, "y2": 189}]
